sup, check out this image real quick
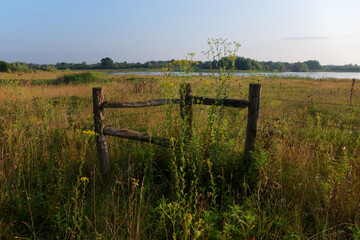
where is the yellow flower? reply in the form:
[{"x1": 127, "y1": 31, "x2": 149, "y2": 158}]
[
  {"x1": 204, "y1": 80, "x2": 211, "y2": 86},
  {"x1": 167, "y1": 82, "x2": 175, "y2": 87},
  {"x1": 80, "y1": 177, "x2": 89, "y2": 182},
  {"x1": 81, "y1": 130, "x2": 96, "y2": 136}
]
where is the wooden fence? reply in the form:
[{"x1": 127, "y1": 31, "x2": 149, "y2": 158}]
[{"x1": 93, "y1": 83, "x2": 261, "y2": 175}]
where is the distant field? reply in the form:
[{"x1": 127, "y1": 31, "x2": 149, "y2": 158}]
[
  {"x1": 0, "y1": 70, "x2": 72, "y2": 80},
  {"x1": 1, "y1": 70, "x2": 360, "y2": 239}
]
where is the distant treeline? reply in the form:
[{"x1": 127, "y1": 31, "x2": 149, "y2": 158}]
[{"x1": 1, "y1": 57, "x2": 360, "y2": 73}]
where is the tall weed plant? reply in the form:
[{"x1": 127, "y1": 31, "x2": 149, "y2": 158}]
[{"x1": 154, "y1": 39, "x2": 261, "y2": 239}]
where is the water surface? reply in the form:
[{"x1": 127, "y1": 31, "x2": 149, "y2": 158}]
[{"x1": 111, "y1": 71, "x2": 360, "y2": 79}]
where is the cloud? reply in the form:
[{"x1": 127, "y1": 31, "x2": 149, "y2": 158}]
[{"x1": 284, "y1": 36, "x2": 331, "y2": 41}]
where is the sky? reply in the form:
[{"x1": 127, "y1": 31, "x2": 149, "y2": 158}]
[{"x1": 1, "y1": 0, "x2": 360, "y2": 65}]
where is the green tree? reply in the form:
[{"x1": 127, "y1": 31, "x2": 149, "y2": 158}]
[
  {"x1": 273, "y1": 62, "x2": 286, "y2": 72},
  {"x1": 304, "y1": 60, "x2": 322, "y2": 70},
  {"x1": 100, "y1": 57, "x2": 114, "y2": 69},
  {"x1": 0, "y1": 61, "x2": 10, "y2": 72},
  {"x1": 235, "y1": 57, "x2": 251, "y2": 70},
  {"x1": 145, "y1": 61, "x2": 153, "y2": 68},
  {"x1": 292, "y1": 62, "x2": 309, "y2": 72}
]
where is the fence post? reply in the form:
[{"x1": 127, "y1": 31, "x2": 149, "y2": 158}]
[
  {"x1": 93, "y1": 87, "x2": 110, "y2": 176},
  {"x1": 245, "y1": 83, "x2": 261, "y2": 157},
  {"x1": 180, "y1": 83, "x2": 193, "y2": 141}
]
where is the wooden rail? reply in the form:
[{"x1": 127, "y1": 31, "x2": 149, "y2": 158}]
[
  {"x1": 192, "y1": 96, "x2": 249, "y2": 108},
  {"x1": 102, "y1": 99, "x2": 180, "y2": 108},
  {"x1": 93, "y1": 83, "x2": 261, "y2": 176},
  {"x1": 102, "y1": 97, "x2": 249, "y2": 109},
  {"x1": 103, "y1": 126, "x2": 170, "y2": 146}
]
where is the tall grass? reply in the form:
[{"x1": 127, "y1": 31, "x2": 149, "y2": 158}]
[{"x1": 1, "y1": 64, "x2": 360, "y2": 238}]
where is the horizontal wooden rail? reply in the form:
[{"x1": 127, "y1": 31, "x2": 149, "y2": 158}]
[
  {"x1": 102, "y1": 99, "x2": 180, "y2": 108},
  {"x1": 192, "y1": 96, "x2": 249, "y2": 108},
  {"x1": 101, "y1": 97, "x2": 249, "y2": 109},
  {"x1": 103, "y1": 126, "x2": 170, "y2": 146}
]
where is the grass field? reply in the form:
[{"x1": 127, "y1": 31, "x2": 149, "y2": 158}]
[{"x1": 1, "y1": 70, "x2": 360, "y2": 239}]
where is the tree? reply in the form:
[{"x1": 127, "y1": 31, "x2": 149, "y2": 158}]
[
  {"x1": 292, "y1": 62, "x2": 309, "y2": 72},
  {"x1": 273, "y1": 62, "x2": 286, "y2": 72},
  {"x1": 304, "y1": 60, "x2": 322, "y2": 70},
  {"x1": 235, "y1": 57, "x2": 251, "y2": 70},
  {"x1": 100, "y1": 57, "x2": 114, "y2": 69},
  {"x1": 0, "y1": 61, "x2": 10, "y2": 72},
  {"x1": 145, "y1": 61, "x2": 153, "y2": 68}
]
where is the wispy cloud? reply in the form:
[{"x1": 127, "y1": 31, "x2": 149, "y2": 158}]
[{"x1": 284, "y1": 36, "x2": 331, "y2": 41}]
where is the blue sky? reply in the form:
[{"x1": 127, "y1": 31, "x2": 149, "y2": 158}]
[{"x1": 1, "y1": 0, "x2": 360, "y2": 65}]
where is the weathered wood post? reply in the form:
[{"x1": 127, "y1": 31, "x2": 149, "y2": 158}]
[
  {"x1": 180, "y1": 83, "x2": 193, "y2": 141},
  {"x1": 93, "y1": 87, "x2": 110, "y2": 176},
  {"x1": 245, "y1": 83, "x2": 262, "y2": 157}
]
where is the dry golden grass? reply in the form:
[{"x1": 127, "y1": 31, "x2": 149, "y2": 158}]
[{"x1": 0, "y1": 70, "x2": 81, "y2": 81}]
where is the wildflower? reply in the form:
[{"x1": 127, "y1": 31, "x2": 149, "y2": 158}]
[
  {"x1": 204, "y1": 80, "x2": 211, "y2": 86},
  {"x1": 195, "y1": 218, "x2": 204, "y2": 226},
  {"x1": 80, "y1": 176, "x2": 89, "y2": 183},
  {"x1": 81, "y1": 130, "x2": 96, "y2": 136},
  {"x1": 167, "y1": 82, "x2": 175, "y2": 87}
]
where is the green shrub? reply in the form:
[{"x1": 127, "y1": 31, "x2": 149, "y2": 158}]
[
  {"x1": 45, "y1": 65, "x2": 58, "y2": 72},
  {"x1": 9, "y1": 62, "x2": 32, "y2": 73},
  {"x1": 54, "y1": 73, "x2": 97, "y2": 85}
]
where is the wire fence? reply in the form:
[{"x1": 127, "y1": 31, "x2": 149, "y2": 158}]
[
  {"x1": 2, "y1": 107, "x2": 179, "y2": 129},
  {"x1": 260, "y1": 96, "x2": 360, "y2": 131},
  {"x1": 2, "y1": 96, "x2": 360, "y2": 132},
  {"x1": 259, "y1": 116, "x2": 360, "y2": 132},
  {"x1": 262, "y1": 97, "x2": 360, "y2": 107}
]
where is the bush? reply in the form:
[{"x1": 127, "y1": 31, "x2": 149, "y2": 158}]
[
  {"x1": 45, "y1": 65, "x2": 58, "y2": 72},
  {"x1": 9, "y1": 62, "x2": 32, "y2": 73},
  {"x1": 54, "y1": 73, "x2": 97, "y2": 85}
]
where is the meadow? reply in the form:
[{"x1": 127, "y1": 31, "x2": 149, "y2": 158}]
[{"x1": 1, "y1": 69, "x2": 360, "y2": 239}]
